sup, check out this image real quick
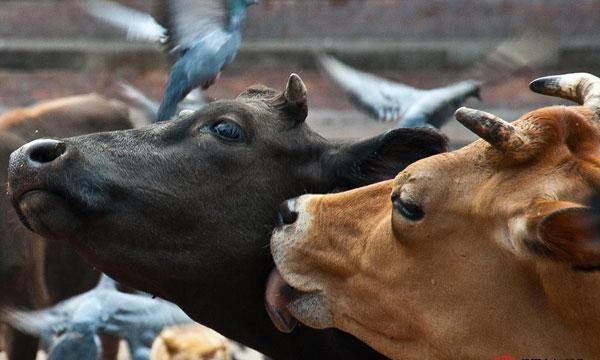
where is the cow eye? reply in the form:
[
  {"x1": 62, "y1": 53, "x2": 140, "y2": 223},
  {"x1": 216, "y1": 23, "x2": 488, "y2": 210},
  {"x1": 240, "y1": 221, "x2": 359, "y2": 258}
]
[
  {"x1": 206, "y1": 120, "x2": 245, "y2": 142},
  {"x1": 392, "y1": 194, "x2": 424, "y2": 221}
]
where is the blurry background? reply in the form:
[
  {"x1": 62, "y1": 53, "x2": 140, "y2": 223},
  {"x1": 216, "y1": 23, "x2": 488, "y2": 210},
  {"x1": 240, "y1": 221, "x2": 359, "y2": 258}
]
[{"x1": 0, "y1": 0, "x2": 598, "y2": 145}]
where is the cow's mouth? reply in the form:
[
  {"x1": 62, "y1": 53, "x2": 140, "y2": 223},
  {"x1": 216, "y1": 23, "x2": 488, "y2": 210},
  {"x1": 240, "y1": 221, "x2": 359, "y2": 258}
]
[
  {"x1": 8, "y1": 166, "x2": 104, "y2": 239},
  {"x1": 265, "y1": 268, "x2": 331, "y2": 332},
  {"x1": 12, "y1": 189, "x2": 79, "y2": 238},
  {"x1": 265, "y1": 268, "x2": 300, "y2": 333},
  {"x1": 11, "y1": 190, "x2": 47, "y2": 231}
]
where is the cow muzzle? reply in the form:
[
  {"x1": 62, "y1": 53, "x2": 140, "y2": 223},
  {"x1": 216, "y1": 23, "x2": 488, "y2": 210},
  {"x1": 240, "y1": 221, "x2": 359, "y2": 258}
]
[
  {"x1": 7, "y1": 138, "x2": 84, "y2": 237},
  {"x1": 276, "y1": 199, "x2": 298, "y2": 226},
  {"x1": 267, "y1": 196, "x2": 332, "y2": 332}
]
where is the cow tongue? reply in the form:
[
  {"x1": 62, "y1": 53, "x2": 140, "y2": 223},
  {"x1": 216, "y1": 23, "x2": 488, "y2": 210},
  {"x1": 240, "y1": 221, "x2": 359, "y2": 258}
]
[{"x1": 265, "y1": 268, "x2": 298, "y2": 333}]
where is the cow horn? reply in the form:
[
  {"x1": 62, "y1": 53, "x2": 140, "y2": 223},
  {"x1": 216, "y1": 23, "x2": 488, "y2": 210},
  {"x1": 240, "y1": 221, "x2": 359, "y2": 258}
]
[
  {"x1": 283, "y1": 73, "x2": 308, "y2": 122},
  {"x1": 529, "y1": 73, "x2": 600, "y2": 117},
  {"x1": 455, "y1": 107, "x2": 527, "y2": 153}
]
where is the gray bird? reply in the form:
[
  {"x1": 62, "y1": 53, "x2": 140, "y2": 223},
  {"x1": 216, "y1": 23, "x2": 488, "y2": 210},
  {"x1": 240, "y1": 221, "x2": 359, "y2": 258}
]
[
  {"x1": 1, "y1": 274, "x2": 193, "y2": 360},
  {"x1": 318, "y1": 31, "x2": 557, "y2": 128},
  {"x1": 85, "y1": 0, "x2": 259, "y2": 121},
  {"x1": 44, "y1": 316, "x2": 102, "y2": 360},
  {"x1": 318, "y1": 53, "x2": 480, "y2": 128}
]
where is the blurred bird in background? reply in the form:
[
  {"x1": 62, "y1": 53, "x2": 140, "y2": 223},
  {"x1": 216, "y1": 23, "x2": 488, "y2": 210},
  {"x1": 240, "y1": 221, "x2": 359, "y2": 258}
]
[
  {"x1": 318, "y1": 31, "x2": 557, "y2": 128},
  {"x1": 1, "y1": 274, "x2": 193, "y2": 360},
  {"x1": 85, "y1": 0, "x2": 259, "y2": 121}
]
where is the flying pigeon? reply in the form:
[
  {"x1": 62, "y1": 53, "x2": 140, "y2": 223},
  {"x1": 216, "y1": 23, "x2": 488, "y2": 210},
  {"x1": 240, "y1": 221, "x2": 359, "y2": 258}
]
[
  {"x1": 1, "y1": 274, "x2": 193, "y2": 360},
  {"x1": 318, "y1": 31, "x2": 557, "y2": 128},
  {"x1": 85, "y1": 0, "x2": 259, "y2": 121}
]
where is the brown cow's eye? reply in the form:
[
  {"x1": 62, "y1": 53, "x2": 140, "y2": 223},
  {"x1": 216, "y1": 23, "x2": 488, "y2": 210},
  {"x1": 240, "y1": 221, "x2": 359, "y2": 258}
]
[
  {"x1": 202, "y1": 120, "x2": 245, "y2": 142},
  {"x1": 392, "y1": 194, "x2": 424, "y2": 221}
]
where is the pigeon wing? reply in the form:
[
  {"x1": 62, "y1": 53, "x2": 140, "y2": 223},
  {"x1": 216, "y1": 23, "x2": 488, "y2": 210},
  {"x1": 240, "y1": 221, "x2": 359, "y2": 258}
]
[
  {"x1": 317, "y1": 54, "x2": 424, "y2": 122},
  {"x1": 399, "y1": 30, "x2": 556, "y2": 128},
  {"x1": 399, "y1": 81, "x2": 481, "y2": 128},
  {"x1": 0, "y1": 306, "x2": 69, "y2": 347},
  {"x1": 100, "y1": 291, "x2": 192, "y2": 336},
  {"x1": 154, "y1": 0, "x2": 229, "y2": 53},
  {"x1": 464, "y1": 30, "x2": 559, "y2": 85},
  {"x1": 84, "y1": 0, "x2": 165, "y2": 42}
]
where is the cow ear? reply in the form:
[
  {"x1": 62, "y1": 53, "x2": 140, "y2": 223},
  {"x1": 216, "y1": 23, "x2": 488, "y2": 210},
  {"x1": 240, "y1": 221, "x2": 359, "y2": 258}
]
[
  {"x1": 282, "y1": 73, "x2": 308, "y2": 123},
  {"x1": 522, "y1": 200, "x2": 600, "y2": 271},
  {"x1": 329, "y1": 128, "x2": 448, "y2": 189}
]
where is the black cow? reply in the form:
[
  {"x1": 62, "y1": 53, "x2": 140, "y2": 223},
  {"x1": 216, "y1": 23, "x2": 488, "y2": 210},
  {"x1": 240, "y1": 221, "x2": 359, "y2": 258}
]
[{"x1": 8, "y1": 75, "x2": 447, "y2": 359}]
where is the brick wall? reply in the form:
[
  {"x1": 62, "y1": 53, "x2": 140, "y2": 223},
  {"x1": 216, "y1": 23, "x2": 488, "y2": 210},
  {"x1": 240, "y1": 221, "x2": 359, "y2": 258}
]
[{"x1": 0, "y1": 0, "x2": 597, "y2": 42}]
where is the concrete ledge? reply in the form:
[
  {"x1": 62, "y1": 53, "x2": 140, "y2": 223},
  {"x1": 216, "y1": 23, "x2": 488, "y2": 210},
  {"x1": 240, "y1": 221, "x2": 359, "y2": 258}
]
[
  {"x1": 0, "y1": 38, "x2": 599, "y2": 72},
  {"x1": 0, "y1": 39, "x2": 167, "y2": 70}
]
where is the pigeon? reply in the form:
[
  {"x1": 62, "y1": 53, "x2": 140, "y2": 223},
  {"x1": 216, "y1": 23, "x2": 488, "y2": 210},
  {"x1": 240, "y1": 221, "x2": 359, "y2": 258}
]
[
  {"x1": 318, "y1": 31, "x2": 557, "y2": 128},
  {"x1": 85, "y1": 0, "x2": 259, "y2": 121},
  {"x1": 1, "y1": 274, "x2": 193, "y2": 360}
]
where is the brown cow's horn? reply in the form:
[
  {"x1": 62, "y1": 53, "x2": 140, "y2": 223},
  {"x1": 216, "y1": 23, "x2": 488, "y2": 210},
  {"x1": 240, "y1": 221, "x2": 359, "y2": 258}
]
[
  {"x1": 283, "y1": 73, "x2": 308, "y2": 122},
  {"x1": 455, "y1": 107, "x2": 527, "y2": 153},
  {"x1": 529, "y1": 73, "x2": 600, "y2": 117}
]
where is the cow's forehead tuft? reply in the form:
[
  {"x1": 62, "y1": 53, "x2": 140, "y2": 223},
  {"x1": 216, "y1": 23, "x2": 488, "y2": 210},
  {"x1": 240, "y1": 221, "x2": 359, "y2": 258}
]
[{"x1": 237, "y1": 85, "x2": 280, "y2": 100}]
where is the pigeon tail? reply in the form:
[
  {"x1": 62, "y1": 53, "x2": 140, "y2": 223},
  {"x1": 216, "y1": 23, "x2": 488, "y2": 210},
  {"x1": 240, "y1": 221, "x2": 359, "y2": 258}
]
[
  {"x1": 157, "y1": 67, "x2": 190, "y2": 122},
  {"x1": 157, "y1": 94, "x2": 182, "y2": 122}
]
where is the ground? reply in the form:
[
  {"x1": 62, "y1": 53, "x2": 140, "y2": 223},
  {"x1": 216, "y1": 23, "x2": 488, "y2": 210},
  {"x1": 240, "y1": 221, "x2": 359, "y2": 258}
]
[{"x1": 0, "y1": 67, "x2": 569, "y2": 148}]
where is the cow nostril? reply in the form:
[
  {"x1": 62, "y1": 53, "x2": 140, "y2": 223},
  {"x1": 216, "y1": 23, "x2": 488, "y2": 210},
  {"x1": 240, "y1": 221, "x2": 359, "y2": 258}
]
[
  {"x1": 278, "y1": 201, "x2": 298, "y2": 225},
  {"x1": 27, "y1": 139, "x2": 67, "y2": 164}
]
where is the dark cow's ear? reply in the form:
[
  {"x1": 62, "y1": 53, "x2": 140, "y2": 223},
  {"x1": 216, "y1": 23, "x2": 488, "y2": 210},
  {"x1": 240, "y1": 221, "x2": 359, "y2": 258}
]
[
  {"x1": 330, "y1": 128, "x2": 448, "y2": 189},
  {"x1": 279, "y1": 73, "x2": 308, "y2": 123}
]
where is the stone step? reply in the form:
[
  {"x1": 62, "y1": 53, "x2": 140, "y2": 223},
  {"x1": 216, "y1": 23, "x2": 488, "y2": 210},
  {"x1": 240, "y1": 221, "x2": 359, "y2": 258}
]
[
  {"x1": 0, "y1": 0, "x2": 598, "y2": 71},
  {"x1": 1, "y1": 37, "x2": 599, "y2": 72}
]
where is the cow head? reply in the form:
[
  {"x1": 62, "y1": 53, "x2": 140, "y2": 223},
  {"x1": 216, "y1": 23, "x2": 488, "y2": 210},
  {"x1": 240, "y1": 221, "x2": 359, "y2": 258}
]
[
  {"x1": 7, "y1": 74, "x2": 447, "y2": 358},
  {"x1": 269, "y1": 73, "x2": 600, "y2": 359}
]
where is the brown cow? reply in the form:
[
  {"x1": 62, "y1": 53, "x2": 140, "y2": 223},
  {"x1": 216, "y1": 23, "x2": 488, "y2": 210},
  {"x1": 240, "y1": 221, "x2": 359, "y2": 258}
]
[
  {"x1": 0, "y1": 94, "x2": 133, "y2": 360},
  {"x1": 269, "y1": 73, "x2": 600, "y2": 359}
]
